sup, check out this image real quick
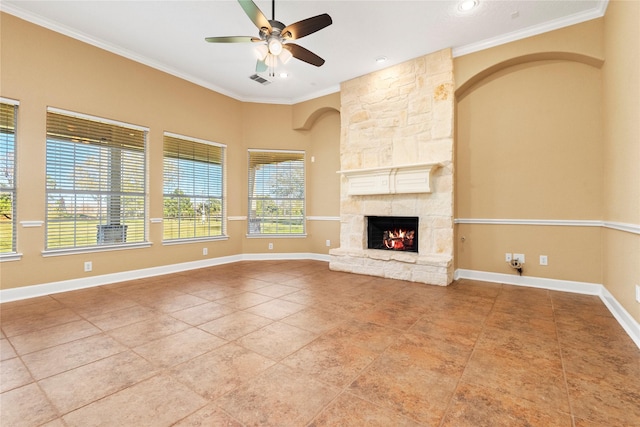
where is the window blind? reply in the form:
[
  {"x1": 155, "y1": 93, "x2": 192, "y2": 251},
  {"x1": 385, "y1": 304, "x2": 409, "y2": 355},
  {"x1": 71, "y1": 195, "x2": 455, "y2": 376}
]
[
  {"x1": 163, "y1": 133, "x2": 225, "y2": 241},
  {"x1": 248, "y1": 149, "x2": 305, "y2": 235},
  {"x1": 0, "y1": 100, "x2": 18, "y2": 253},
  {"x1": 45, "y1": 109, "x2": 147, "y2": 250}
]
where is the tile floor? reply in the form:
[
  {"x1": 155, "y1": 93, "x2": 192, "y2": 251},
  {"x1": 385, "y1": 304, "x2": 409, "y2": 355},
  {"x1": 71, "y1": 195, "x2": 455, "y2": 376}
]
[{"x1": 1, "y1": 260, "x2": 639, "y2": 426}]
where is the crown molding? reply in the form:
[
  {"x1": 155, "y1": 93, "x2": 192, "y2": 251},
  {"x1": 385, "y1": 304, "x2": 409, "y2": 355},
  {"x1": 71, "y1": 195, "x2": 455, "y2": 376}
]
[{"x1": 452, "y1": 0, "x2": 609, "y2": 58}]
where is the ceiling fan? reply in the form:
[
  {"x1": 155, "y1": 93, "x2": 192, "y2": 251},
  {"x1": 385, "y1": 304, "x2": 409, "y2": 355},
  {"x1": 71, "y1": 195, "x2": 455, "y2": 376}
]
[{"x1": 205, "y1": 0, "x2": 332, "y2": 75}]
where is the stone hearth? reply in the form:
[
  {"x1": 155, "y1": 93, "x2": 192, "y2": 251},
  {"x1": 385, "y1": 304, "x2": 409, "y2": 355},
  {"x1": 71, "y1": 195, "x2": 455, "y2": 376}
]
[{"x1": 329, "y1": 49, "x2": 454, "y2": 286}]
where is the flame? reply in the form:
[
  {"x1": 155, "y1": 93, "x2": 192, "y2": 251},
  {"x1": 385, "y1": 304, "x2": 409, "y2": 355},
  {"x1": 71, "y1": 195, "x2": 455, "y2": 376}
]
[{"x1": 383, "y1": 229, "x2": 414, "y2": 250}]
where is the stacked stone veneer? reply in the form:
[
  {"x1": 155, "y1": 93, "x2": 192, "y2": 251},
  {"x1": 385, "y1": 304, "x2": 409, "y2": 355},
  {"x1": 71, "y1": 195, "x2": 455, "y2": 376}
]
[{"x1": 329, "y1": 49, "x2": 454, "y2": 286}]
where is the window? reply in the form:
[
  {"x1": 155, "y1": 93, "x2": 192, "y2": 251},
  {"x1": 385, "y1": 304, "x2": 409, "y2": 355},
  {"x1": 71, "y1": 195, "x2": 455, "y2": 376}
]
[
  {"x1": 0, "y1": 99, "x2": 18, "y2": 254},
  {"x1": 248, "y1": 149, "x2": 305, "y2": 236},
  {"x1": 163, "y1": 133, "x2": 225, "y2": 241},
  {"x1": 45, "y1": 108, "x2": 147, "y2": 250}
]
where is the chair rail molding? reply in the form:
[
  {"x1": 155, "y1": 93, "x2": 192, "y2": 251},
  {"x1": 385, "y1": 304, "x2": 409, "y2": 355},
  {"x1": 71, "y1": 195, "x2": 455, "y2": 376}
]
[{"x1": 454, "y1": 218, "x2": 640, "y2": 235}]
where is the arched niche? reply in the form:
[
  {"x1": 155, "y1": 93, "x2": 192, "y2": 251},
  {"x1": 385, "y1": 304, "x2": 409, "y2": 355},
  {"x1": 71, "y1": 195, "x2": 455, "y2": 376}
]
[
  {"x1": 292, "y1": 92, "x2": 340, "y2": 130},
  {"x1": 456, "y1": 52, "x2": 604, "y2": 101},
  {"x1": 295, "y1": 106, "x2": 340, "y2": 130}
]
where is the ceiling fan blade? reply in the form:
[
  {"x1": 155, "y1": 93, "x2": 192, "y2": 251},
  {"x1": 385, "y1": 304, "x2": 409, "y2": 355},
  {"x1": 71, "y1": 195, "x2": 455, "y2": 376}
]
[
  {"x1": 256, "y1": 59, "x2": 267, "y2": 73},
  {"x1": 205, "y1": 36, "x2": 261, "y2": 43},
  {"x1": 282, "y1": 14, "x2": 332, "y2": 40},
  {"x1": 238, "y1": 0, "x2": 272, "y2": 33},
  {"x1": 284, "y1": 43, "x2": 325, "y2": 67}
]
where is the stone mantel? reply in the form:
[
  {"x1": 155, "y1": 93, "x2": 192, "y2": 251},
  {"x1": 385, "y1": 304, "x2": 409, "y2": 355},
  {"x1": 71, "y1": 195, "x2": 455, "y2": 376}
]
[{"x1": 338, "y1": 163, "x2": 442, "y2": 196}]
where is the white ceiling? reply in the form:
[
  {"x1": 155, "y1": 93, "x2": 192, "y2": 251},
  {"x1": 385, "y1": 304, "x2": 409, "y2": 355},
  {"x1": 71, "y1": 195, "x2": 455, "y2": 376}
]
[{"x1": 2, "y1": 0, "x2": 607, "y2": 104}]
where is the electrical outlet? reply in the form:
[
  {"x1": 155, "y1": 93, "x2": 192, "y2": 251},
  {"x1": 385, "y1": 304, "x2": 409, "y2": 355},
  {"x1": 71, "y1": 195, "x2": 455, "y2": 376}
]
[
  {"x1": 84, "y1": 261, "x2": 92, "y2": 272},
  {"x1": 636, "y1": 285, "x2": 640, "y2": 303},
  {"x1": 505, "y1": 253, "x2": 512, "y2": 262},
  {"x1": 203, "y1": 248, "x2": 208, "y2": 256},
  {"x1": 539, "y1": 255, "x2": 548, "y2": 266},
  {"x1": 514, "y1": 253, "x2": 525, "y2": 263},
  {"x1": 268, "y1": 243, "x2": 273, "y2": 250},
  {"x1": 326, "y1": 239, "x2": 331, "y2": 247}
]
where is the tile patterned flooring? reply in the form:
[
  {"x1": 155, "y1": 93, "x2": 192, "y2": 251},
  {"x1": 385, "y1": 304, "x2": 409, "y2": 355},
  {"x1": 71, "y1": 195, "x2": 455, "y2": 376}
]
[{"x1": 1, "y1": 260, "x2": 639, "y2": 426}]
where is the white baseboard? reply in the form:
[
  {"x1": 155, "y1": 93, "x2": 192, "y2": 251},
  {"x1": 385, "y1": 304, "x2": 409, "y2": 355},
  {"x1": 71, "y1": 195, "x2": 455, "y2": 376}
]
[
  {"x1": 454, "y1": 269, "x2": 602, "y2": 294},
  {"x1": 0, "y1": 253, "x2": 329, "y2": 303},
  {"x1": 599, "y1": 286, "x2": 640, "y2": 350},
  {"x1": 455, "y1": 268, "x2": 640, "y2": 350},
  {"x1": 241, "y1": 253, "x2": 330, "y2": 262}
]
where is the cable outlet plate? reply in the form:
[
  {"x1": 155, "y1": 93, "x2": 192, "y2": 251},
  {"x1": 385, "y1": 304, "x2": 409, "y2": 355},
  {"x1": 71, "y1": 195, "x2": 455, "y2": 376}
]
[{"x1": 505, "y1": 253, "x2": 512, "y2": 262}]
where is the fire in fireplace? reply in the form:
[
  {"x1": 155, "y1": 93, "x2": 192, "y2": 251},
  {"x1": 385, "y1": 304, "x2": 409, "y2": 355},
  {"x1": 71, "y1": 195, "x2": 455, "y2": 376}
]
[{"x1": 367, "y1": 216, "x2": 419, "y2": 252}]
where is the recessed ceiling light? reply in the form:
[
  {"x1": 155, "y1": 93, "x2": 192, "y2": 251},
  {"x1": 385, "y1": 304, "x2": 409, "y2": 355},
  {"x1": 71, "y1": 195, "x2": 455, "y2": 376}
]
[
  {"x1": 459, "y1": 0, "x2": 478, "y2": 12},
  {"x1": 375, "y1": 56, "x2": 387, "y2": 64}
]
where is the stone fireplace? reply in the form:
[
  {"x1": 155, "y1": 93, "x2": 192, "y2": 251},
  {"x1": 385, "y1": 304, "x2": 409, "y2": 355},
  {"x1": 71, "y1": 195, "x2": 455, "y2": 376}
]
[{"x1": 329, "y1": 49, "x2": 454, "y2": 286}]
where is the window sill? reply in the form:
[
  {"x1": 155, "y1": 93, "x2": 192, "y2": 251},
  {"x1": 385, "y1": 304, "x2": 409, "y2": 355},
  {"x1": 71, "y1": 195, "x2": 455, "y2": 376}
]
[
  {"x1": 163, "y1": 236, "x2": 229, "y2": 246},
  {"x1": 0, "y1": 252, "x2": 23, "y2": 262},
  {"x1": 42, "y1": 242, "x2": 152, "y2": 257},
  {"x1": 246, "y1": 234, "x2": 308, "y2": 239}
]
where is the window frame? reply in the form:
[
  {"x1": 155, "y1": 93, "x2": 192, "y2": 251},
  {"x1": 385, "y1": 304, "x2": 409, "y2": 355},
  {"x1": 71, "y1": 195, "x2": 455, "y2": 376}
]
[
  {"x1": 247, "y1": 149, "x2": 306, "y2": 237},
  {"x1": 162, "y1": 131, "x2": 227, "y2": 244},
  {"x1": 44, "y1": 107, "x2": 149, "y2": 255},
  {"x1": 0, "y1": 98, "x2": 19, "y2": 259}
]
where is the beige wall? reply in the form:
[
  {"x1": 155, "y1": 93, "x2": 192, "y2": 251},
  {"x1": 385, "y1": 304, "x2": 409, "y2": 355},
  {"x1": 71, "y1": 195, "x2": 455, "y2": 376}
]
[
  {"x1": 304, "y1": 109, "x2": 341, "y2": 254},
  {"x1": 456, "y1": 224, "x2": 602, "y2": 283},
  {"x1": 602, "y1": 0, "x2": 640, "y2": 322},
  {"x1": 239, "y1": 100, "x2": 341, "y2": 255},
  {"x1": 455, "y1": 20, "x2": 605, "y2": 283},
  {"x1": 456, "y1": 60, "x2": 603, "y2": 220},
  {"x1": 0, "y1": 13, "x2": 340, "y2": 290},
  {"x1": 455, "y1": 4, "x2": 640, "y2": 323}
]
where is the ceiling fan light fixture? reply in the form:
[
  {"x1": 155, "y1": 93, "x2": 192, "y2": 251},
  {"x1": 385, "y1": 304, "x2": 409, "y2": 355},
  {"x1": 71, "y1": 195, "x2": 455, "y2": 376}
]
[
  {"x1": 265, "y1": 53, "x2": 278, "y2": 68},
  {"x1": 279, "y1": 48, "x2": 293, "y2": 64},
  {"x1": 255, "y1": 44, "x2": 269, "y2": 60},
  {"x1": 206, "y1": 0, "x2": 332, "y2": 72},
  {"x1": 268, "y1": 38, "x2": 283, "y2": 55}
]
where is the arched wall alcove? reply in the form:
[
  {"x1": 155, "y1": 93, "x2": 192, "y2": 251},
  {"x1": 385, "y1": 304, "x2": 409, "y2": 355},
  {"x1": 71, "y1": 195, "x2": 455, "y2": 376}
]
[
  {"x1": 454, "y1": 50, "x2": 605, "y2": 283},
  {"x1": 292, "y1": 97, "x2": 341, "y2": 254},
  {"x1": 455, "y1": 51, "x2": 604, "y2": 100},
  {"x1": 295, "y1": 106, "x2": 340, "y2": 130},
  {"x1": 292, "y1": 92, "x2": 340, "y2": 131}
]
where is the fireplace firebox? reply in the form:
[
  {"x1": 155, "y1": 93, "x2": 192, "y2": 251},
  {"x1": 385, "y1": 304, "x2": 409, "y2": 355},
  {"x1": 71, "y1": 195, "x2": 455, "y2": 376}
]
[{"x1": 367, "y1": 216, "x2": 419, "y2": 252}]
